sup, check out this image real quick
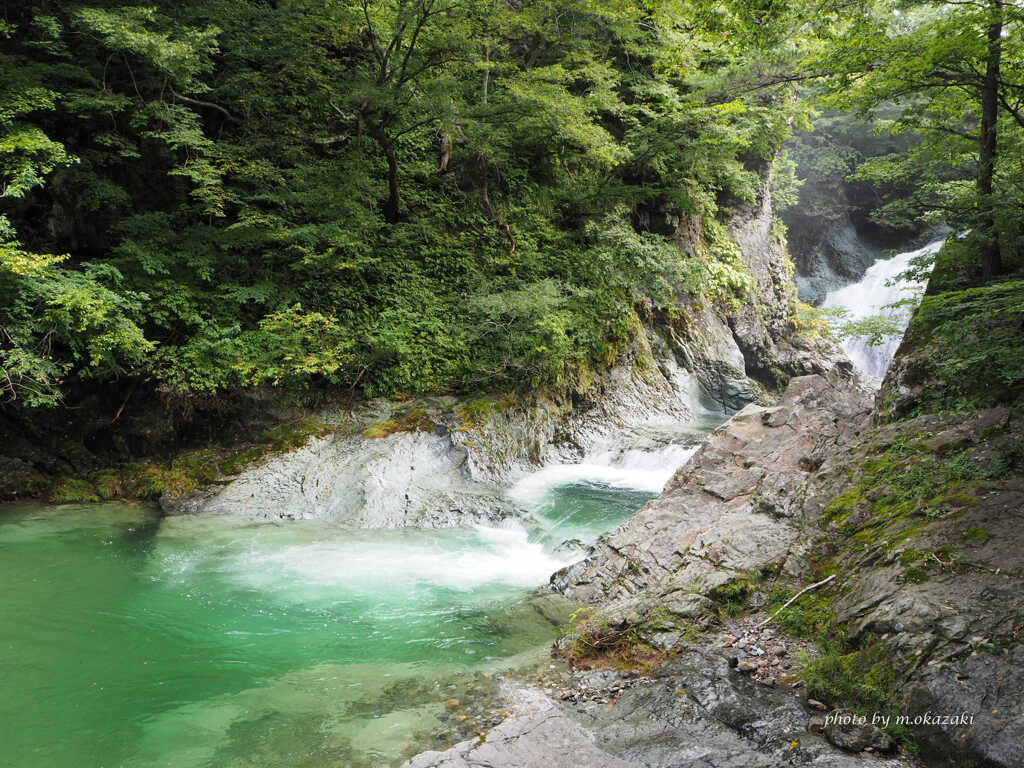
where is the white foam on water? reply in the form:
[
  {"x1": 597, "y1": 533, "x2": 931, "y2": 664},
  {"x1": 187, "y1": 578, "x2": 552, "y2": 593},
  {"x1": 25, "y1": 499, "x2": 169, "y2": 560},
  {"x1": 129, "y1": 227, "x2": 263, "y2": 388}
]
[
  {"x1": 156, "y1": 436, "x2": 704, "y2": 602},
  {"x1": 154, "y1": 518, "x2": 566, "y2": 597},
  {"x1": 822, "y1": 239, "x2": 943, "y2": 383},
  {"x1": 508, "y1": 440, "x2": 700, "y2": 510},
  {"x1": 152, "y1": 423, "x2": 712, "y2": 606}
]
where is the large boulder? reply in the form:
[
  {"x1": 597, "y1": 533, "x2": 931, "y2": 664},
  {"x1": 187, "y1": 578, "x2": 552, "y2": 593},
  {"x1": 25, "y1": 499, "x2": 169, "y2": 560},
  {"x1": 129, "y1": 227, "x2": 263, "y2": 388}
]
[{"x1": 552, "y1": 373, "x2": 871, "y2": 625}]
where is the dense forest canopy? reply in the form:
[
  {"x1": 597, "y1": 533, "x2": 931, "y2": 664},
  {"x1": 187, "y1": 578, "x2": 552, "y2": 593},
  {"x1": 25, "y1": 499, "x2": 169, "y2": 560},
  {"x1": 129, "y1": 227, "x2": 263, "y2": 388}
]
[{"x1": 1, "y1": 0, "x2": 1021, "y2": 409}]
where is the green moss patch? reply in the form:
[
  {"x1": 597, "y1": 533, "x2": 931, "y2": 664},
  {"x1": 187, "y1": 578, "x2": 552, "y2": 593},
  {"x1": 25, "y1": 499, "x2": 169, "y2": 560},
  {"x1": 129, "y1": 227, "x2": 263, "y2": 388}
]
[
  {"x1": 801, "y1": 642, "x2": 911, "y2": 744},
  {"x1": 363, "y1": 408, "x2": 433, "y2": 439},
  {"x1": 885, "y1": 279, "x2": 1024, "y2": 415},
  {"x1": 49, "y1": 478, "x2": 102, "y2": 504},
  {"x1": 959, "y1": 525, "x2": 991, "y2": 543},
  {"x1": 47, "y1": 418, "x2": 334, "y2": 504}
]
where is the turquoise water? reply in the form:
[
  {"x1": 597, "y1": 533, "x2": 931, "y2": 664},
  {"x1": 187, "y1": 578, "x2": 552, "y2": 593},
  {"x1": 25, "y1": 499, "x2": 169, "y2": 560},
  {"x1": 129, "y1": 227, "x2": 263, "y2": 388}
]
[{"x1": 0, "y1": 446, "x2": 685, "y2": 768}]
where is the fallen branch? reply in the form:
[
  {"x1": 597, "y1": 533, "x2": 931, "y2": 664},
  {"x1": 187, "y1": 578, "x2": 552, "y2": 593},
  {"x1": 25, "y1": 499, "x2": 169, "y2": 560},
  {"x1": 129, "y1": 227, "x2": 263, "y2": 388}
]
[{"x1": 755, "y1": 573, "x2": 836, "y2": 629}]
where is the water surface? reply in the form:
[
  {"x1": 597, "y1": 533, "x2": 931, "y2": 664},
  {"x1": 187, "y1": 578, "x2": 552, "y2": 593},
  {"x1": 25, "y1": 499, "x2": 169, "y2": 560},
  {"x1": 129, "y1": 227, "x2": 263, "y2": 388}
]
[{"x1": 0, "y1": 427, "x2": 709, "y2": 767}]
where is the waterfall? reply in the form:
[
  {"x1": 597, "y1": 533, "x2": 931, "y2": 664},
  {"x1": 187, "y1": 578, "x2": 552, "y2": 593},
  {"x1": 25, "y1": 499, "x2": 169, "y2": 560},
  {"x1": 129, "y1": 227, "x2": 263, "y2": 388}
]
[
  {"x1": 821, "y1": 239, "x2": 943, "y2": 383},
  {"x1": 507, "y1": 428, "x2": 703, "y2": 507}
]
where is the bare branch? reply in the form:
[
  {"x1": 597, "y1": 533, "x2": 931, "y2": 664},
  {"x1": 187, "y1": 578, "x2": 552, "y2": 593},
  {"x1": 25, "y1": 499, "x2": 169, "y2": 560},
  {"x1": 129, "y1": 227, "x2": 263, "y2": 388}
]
[
  {"x1": 171, "y1": 89, "x2": 240, "y2": 123},
  {"x1": 755, "y1": 574, "x2": 837, "y2": 629}
]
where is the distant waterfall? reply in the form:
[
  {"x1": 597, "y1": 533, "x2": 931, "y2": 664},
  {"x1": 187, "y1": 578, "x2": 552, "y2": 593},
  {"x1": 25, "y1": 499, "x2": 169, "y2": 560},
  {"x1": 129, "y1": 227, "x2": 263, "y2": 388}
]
[{"x1": 822, "y1": 239, "x2": 944, "y2": 383}]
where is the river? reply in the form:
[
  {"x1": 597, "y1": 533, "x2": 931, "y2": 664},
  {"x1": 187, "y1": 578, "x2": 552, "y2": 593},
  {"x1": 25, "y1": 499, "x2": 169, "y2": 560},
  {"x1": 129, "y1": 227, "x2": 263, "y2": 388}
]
[{"x1": 0, "y1": 422, "x2": 717, "y2": 767}]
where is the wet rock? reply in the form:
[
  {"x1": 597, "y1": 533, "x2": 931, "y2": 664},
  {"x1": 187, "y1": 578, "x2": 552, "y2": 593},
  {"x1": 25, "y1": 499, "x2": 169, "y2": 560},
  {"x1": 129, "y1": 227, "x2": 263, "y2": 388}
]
[
  {"x1": 0, "y1": 457, "x2": 48, "y2": 500},
  {"x1": 401, "y1": 688, "x2": 632, "y2": 768},
  {"x1": 552, "y1": 538, "x2": 585, "y2": 555},
  {"x1": 904, "y1": 646, "x2": 1024, "y2": 768},
  {"x1": 161, "y1": 324, "x2": 736, "y2": 524}
]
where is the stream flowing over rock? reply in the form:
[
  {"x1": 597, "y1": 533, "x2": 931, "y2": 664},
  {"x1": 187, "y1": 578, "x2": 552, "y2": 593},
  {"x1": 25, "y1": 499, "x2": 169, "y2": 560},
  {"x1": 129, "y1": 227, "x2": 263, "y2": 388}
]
[
  {"x1": 159, "y1": 332, "x2": 721, "y2": 525},
  {"x1": 821, "y1": 239, "x2": 942, "y2": 383},
  {"x1": 545, "y1": 374, "x2": 1022, "y2": 768}
]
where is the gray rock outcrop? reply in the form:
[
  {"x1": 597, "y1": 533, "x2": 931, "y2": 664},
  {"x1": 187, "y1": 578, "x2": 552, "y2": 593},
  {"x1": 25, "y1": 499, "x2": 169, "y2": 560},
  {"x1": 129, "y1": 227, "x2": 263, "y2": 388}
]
[
  {"x1": 403, "y1": 650, "x2": 911, "y2": 768},
  {"x1": 551, "y1": 373, "x2": 871, "y2": 637},
  {"x1": 160, "y1": 329, "x2": 721, "y2": 524},
  {"x1": 548, "y1": 371, "x2": 1024, "y2": 768}
]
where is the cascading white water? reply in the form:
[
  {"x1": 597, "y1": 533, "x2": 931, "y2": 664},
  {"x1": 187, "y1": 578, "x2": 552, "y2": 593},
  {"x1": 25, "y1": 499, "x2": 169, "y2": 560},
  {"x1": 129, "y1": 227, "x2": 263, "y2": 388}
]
[
  {"x1": 507, "y1": 442, "x2": 699, "y2": 505},
  {"x1": 506, "y1": 425, "x2": 708, "y2": 554},
  {"x1": 822, "y1": 239, "x2": 943, "y2": 383},
  {"x1": 508, "y1": 427, "x2": 703, "y2": 505}
]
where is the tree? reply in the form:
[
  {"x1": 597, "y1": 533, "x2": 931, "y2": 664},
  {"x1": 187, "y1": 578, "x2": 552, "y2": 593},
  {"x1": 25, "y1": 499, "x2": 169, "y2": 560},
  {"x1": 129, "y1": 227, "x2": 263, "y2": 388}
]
[
  {"x1": 821, "y1": 0, "x2": 1024, "y2": 282},
  {"x1": 1, "y1": 0, "x2": 813, "y2": 406}
]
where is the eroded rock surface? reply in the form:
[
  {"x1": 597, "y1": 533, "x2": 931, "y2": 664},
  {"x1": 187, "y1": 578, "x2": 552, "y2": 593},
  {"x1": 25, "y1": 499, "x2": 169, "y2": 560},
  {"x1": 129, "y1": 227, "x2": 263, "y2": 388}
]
[
  {"x1": 545, "y1": 372, "x2": 1023, "y2": 768},
  {"x1": 160, "y1": 331, "x2": 716, "y2": 524},
  {"x1": 403, "y1": 651, "x2": 912, "y2": 768},
  {"x1": 551, "y1": 373, "x2": 872, "y2": 645}
]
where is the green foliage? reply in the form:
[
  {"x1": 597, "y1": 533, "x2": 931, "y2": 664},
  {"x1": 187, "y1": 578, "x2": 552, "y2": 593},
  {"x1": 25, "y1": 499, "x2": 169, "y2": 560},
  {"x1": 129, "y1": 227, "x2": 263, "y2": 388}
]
[
  {"x1": 817, "y1": 0, "x2": 1024, "y2": 277},
  {"x1": 49, "y1": 477, "x2": 101, "y2": 504},
  {"x1": 0, "y1": 217, "x2": 151, "y2": 405},
  {"x1": 558, "y1": 605, "x2": 666, "y2": 672},
  {"x1": 699, "y1": 218, "x2": 757, "y2": 310},
  {"x1": 713, "y1": 579, "x2": 755, "y2": 617},
  {"x1": 790, "y1": 302, "x2": 838, "y2": 339},
  {"x1": 768, "y1": 585, "x2": 840, "y2": 640},
  {"x1": 0, "y1": 0, "x2": 816, "y2": 408},
  {"x1": 901, "y1": 279, "x2": 1024, "y2": 412},
  {"x1": 801, "y1": 642, "x2": 910, "y2": 742},
  {"x1": 47, "y1": 417, "x2": 333, "y2": 502},
  {"x1": 835, "y1": 314, "x2": 907, "y2": 347},
  {"x1": 769, "y1": 149, "x2": 802, "y2": 212}
]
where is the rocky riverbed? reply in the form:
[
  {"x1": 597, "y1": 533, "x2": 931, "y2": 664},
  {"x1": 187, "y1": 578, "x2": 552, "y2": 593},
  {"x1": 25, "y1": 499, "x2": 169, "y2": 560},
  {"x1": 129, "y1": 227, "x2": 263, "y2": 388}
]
[
  {"x1": 403, "y1": 371, "x2": 1024, "y2": 768},
  {"x1": 404, "y1": 638, "x2": 912, "y2": 768}
]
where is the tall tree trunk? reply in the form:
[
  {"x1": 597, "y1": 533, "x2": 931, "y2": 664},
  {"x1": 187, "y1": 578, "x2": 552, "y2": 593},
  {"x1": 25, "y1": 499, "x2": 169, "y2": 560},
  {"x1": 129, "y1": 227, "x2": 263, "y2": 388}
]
[
  {"x1": 482, "y1": 45, "x2": 490, "y2": 105},
  {"x1": 478, "y1": 154, "x2": 516, "y2": 253},
  {"x1": 978, "y1": 1, "x2": 1002, "y2": 282},
  {"x1": 367, "y1": 118, "x2": 401, "y2": 222}
]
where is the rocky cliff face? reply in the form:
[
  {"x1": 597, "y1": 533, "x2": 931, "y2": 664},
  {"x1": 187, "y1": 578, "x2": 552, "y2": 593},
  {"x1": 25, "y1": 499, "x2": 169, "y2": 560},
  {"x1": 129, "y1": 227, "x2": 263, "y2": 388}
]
[
  {"x1": 544, "y1": 372, "x2": 1023, "y2": 768},
  {"x1": 812, "y1": 406, "x2": 1024, "y2": 768},
  {"x1": 551, "y1": 373, "x2": 870, "y2": 619},
  {"x1": 159, "y1": 328, "x2": 711, "y2": 522},
  {"x1": 3, "y1": 160, "x2": 844, "y2": 506}
]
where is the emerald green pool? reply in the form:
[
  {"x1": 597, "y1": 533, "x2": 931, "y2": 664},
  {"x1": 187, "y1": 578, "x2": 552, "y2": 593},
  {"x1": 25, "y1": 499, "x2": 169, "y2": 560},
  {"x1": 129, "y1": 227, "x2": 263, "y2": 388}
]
[{"x1": 0, "y1": 448, "x2": 688, "y2": 767}]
